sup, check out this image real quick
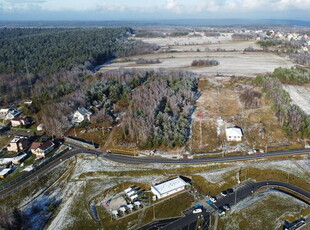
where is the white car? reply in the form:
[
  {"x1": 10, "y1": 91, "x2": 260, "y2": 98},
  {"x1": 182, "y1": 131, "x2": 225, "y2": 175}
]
[
  {"x1": 210, "y1": 197, "x2": 217, "y2": 203},
  {"x1": 193, "y1": 208, "x2": 202, "y2": 214},
  {"x1": 223, "y1": 205, "x2": 230, "y2": 211}
]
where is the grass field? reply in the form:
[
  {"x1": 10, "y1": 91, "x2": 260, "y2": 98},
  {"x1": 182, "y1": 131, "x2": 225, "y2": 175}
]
[{"x1": 217, "y1": 191, "x2": 309, "y2": 230}]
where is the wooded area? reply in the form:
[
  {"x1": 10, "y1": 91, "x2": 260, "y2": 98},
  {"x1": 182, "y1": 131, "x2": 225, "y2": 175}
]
[
  {"x1": 0, "y1": 28, "x2": 158, "y2": 105},
  {"x1": 256, "y1": 69, "x2": 310, "y2": 137}
]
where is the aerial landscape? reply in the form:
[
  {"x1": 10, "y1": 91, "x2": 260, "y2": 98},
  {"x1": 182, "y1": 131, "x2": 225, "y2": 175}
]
[{"x1": 0, "y1": 1, "x2": 310, "y2": 230}]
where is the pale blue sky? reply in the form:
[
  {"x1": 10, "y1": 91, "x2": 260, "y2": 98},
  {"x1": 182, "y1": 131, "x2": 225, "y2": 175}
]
[{"x1": 1, "y1": 0, "x2": 310, "y2": 21}]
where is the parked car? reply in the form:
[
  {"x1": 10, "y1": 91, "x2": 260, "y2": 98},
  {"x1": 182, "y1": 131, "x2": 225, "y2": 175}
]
[
  {"x1": 227, "y1": 188, "x2": 234, "y2": 194},
  {"x1": 193, "y1": 208, "x2": 202, "y2": 214},
  {"x1": 223, "y1": 205, "x2": 230, "y2": 211},
  {"x1": 210, "y1": 196, "x2": 217, "y2": 203},
  {"x1": 220, "y1": 191, "x2": 228, "y2": 196}
]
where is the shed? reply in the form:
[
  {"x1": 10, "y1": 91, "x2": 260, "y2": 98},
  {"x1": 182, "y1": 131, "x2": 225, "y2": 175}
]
[
  {"x1": 0, "y1": 168, "x2": 13, "y2": 179},
  {"x1": 127, "y1": 191, "x2": 136, "y2": 197},
  {"x1": 119, "y1": 207, "x2": 126, "y2": 213},
  {"x1": 130, "y1": 194, "x2": 138, "y2": 201}
]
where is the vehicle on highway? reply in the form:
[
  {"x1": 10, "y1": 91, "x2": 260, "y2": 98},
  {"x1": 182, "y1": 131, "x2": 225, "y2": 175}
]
[
  {"x1": 209, "y1": 196, "x2": 217, "y2": 203},
  {"x1": 193, "y1": 208, "x2": 202, "y2": 214},
  {"x1": 223, "y1": 205, "x2": 230, "y2": 211},
  {"x1": 220, "y1": 191, "x2": 228, "y2": 196}
]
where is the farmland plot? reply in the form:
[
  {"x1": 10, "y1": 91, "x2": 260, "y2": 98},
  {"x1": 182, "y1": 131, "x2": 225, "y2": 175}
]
[{"x1": 283, "y1": 84, "x2": 310, "y2": 115}]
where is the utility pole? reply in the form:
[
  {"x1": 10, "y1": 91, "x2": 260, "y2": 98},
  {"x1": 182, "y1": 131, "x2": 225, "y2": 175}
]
[{"x1": 235, "y1": 190, "x2": 237, "y2": 205}]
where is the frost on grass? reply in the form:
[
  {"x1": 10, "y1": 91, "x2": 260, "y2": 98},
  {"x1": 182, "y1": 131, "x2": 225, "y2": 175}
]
[
  {"x1": 222, "y1": 189, "x2": 309, "y2": 230},
  {"x1": 283, "y1": 84, "x2": 310, "y2": 115}
]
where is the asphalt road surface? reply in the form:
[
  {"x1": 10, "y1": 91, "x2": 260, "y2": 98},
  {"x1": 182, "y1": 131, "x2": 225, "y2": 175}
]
[
  {"x1": 0, "y1": 145, "x2": 309, "y2": 198},
  {"x1": 211, "y1": 180, "x2": 310, "y2": 211}
]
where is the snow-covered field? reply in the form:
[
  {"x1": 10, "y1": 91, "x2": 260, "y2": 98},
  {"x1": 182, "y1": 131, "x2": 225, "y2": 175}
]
[
  {"x1": 283, "y1": 84, "x2": 310, "y2": 115},
  {"x1": 100, "y1": 51, "x2": 293, "y2": 77}
]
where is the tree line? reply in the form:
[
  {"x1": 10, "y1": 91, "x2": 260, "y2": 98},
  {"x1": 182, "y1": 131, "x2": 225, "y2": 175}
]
[{"x1": 255, "y1": 69, "x2": 310, "y2": 137}]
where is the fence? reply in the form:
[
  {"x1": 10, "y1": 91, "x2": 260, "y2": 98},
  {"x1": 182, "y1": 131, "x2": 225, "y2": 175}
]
[{"x1": 65, "y1": 136, "x2": 99, "y2": 150}]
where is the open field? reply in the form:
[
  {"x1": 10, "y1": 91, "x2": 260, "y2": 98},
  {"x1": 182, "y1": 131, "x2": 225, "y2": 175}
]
[
  {"x1": 217, "y1": 190, "x2": 309, "y2": 230},
  {"x1": 100, "y1": 51, "x2": 293, "y2": 77},
  {"x1": 189, "y1": 77, "x2": 291, "y2": 153},
  {"x1": 134, "y1": 34, "x2": 234, "y2": 47},
  {"x1": 283, "y1": 84, "x2": 310, "y2": 115}
]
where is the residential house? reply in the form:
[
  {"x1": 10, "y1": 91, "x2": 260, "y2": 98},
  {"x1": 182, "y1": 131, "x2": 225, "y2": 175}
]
[
  {"x1": 30, "y1": 141, "x2": 55, "y2": 158},
  {"x1": 11, "y1": 117, "x2": 31, "y2": 127},
  {"x1": 72, "y1": 107, "x2": 92, "y2": 124},
  {"x1": 226, "y1": 126, "x2": 244, "y2": 141},
  {"x1": 7, "y1": 136, "x2": 30, "y2": 152},
  {"x1": 5, "y1": 109, "x2": 23, "y2": 120}
]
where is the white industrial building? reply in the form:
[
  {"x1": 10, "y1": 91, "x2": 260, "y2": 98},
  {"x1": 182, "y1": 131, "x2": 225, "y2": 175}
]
[
  {"x1": 151, "y1": 177, "x2": 189, "y2": 199},
  {"x1": 225, "y1": 126, "x2": 243, "y2": 141}
]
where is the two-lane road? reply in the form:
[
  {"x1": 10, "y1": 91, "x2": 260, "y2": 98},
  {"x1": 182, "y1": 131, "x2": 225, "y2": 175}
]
[{"x1": 0, "y1": 146, "x2": 309, "y2": 198}]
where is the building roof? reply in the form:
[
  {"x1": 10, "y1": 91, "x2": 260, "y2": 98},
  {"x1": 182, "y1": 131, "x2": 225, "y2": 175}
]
[
  {"x1": 30, "y1": 142, "x2": 42, "y2": 150},
  {"x1": 0, "y1": 168, "x2": 12, "y2": 176},
  {"x1": 10, "y1": 136, "x2": 26, "y2": 143},
  {"x1": 77, "y1": 107, "x2": 92, "y2": 116},
  {"x1": 13, "y1": 153, "x2": 28, "y2": 161},
  {"x1": 152, "y1": 177, "x2": 188, "y2": 196},
  {"x1": 226, "y1": 126, "x2": 243, "y2": 137},
  {"x1": 38, "y1": 141, "x2": 54, "y2": 151}
]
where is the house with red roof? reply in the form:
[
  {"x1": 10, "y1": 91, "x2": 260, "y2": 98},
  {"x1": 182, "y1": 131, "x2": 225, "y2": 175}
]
[{"x1": 30, "y1": 141, "x2": 55, "y2": 158}]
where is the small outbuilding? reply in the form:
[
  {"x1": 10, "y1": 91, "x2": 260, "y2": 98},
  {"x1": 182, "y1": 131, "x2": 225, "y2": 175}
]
[
  {"x1": 0, "y1": 168, "x2": 13, "y2": 179},
  {"x1": 151, "y1": 177, "x2": 189, "y2": 199},
  {"x1": 225, "y1": 126, "x2": 243, "y2": 142}
]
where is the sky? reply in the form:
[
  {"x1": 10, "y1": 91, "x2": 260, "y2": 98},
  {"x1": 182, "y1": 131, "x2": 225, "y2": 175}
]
[{"x1": 1, "y1": 0, "x2": 310, "y2": 21}]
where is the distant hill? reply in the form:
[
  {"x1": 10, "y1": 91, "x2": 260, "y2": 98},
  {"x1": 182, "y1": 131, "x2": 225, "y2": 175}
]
[{"x1": 1, "y1": 19, "x2": 310, "y2": 28}]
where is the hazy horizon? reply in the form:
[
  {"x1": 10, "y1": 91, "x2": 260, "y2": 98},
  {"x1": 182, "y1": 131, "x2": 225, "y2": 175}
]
[{"x1": 1, "y1": 0, "x2": 310, "y2": 21}]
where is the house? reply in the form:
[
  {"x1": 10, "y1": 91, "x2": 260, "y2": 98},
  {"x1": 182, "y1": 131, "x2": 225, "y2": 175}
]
[
  {"x1": 7, "y1": 136, "x2": 30, "y2": 152},
  {"x1": 11, "y1": 117, "x2": 31, "y2": 127},
  {"x1": 72, "y1": 107, "x2": 92, "y2": 124},
  {"x1": 1, "y1": 109, "x2": 23, "y2": 120},
  {"x1": 0, "y1": 168, "x2": 13, "y2": 179},
  {"x1": 124, "y1": 187, "x2": 132, "y2": 193},
  {"x1": 30, "y1": 141, "x2": 55, "y2": 158},
  {"x1": 151, "y1": 177, "x2": 189, "y2": 199},
  {"x1": 226, "y1": 126, "x2": 243, "y2": 141}
]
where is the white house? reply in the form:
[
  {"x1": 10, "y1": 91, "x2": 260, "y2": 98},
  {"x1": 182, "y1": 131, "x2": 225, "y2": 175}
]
[
  {"x1": 0, "y1": 109, "x2": 22, "y2": 120},
  {"x1": 124, "y1": 187, "x2": 132, "y2": 193},
  {"x1": 72, "y1": 107, "x2": 92, "y2": 124},
  {"x1": 134, "y1": 201, "x2": 142, "y2": 208},
  {"x1": 226, "y1": 126, "x2": 243, "y2": 141},
  {"x1": 151, "y1": 177, "x2": 189, "y2": 199}
]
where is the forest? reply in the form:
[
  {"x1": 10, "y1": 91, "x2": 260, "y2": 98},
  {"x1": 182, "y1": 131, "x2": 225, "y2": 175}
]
[
  {"x1": 45, "y1": 69, "x2": 199, "y2": 147},
  {"x1": 256, "y1": 69, "x2": 310, "y2": 137},
  {"x1": 0, "y1": 28, "x2": 158, "y2": 105}
]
